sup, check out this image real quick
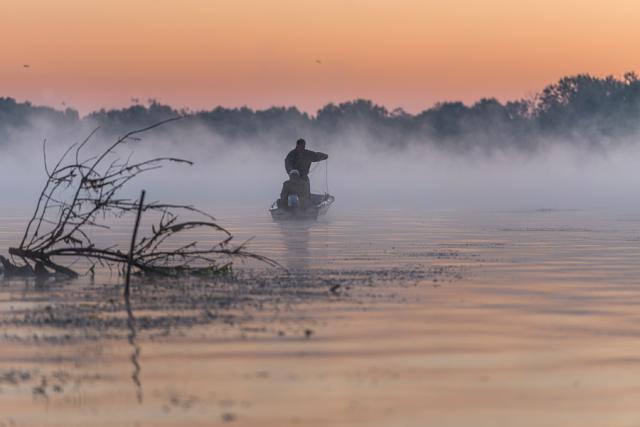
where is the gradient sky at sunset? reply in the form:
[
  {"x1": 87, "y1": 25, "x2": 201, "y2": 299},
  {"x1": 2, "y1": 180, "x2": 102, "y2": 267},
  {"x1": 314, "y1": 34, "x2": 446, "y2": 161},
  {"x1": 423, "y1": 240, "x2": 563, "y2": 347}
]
[{"x1": 1, "y1": 0, "x2": 639, "y2": 114}]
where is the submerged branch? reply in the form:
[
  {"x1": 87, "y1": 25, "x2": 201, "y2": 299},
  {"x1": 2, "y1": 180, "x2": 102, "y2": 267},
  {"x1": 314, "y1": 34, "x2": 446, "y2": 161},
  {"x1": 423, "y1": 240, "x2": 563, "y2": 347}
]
[{"x1": 3, "y1": 119, "x2": 278, "y2": 279}]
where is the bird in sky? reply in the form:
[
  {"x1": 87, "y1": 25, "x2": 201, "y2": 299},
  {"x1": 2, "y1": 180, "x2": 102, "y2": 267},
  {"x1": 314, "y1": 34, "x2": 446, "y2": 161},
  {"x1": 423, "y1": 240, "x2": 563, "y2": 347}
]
[
  {"x1": 315, "y1": 59, "x2": 322, "y2": 65},
  {"x1": 23, "y1": 64, "x2": 30, "y2": 68}
]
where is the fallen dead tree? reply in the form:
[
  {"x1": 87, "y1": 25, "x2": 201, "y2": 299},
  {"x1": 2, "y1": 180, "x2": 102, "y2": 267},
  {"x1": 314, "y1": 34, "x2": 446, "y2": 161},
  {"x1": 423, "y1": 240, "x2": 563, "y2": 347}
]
[{"x1": 0, "y1": 118, "x2": 277, "y2": 279}]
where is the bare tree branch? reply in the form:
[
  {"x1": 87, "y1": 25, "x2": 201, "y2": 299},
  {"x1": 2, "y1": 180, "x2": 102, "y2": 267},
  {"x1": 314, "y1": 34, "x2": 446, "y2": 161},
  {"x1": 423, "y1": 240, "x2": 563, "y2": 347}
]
[{"x1": 4, "y1": 119, "x2": 280, "y2": 278}]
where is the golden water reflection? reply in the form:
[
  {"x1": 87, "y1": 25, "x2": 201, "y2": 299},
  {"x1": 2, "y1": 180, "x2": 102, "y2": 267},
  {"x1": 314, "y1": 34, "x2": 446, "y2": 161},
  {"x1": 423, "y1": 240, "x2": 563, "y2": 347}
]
[{"x1": 1, "y1": 208, "x2": 640, "y2": 426}]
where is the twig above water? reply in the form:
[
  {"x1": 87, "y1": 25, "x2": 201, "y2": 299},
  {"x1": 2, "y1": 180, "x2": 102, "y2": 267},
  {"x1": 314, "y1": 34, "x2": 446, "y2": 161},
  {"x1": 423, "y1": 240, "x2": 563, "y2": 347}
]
[{"x1": 1, "y1": 118, "x2": 280, "y2": 279}]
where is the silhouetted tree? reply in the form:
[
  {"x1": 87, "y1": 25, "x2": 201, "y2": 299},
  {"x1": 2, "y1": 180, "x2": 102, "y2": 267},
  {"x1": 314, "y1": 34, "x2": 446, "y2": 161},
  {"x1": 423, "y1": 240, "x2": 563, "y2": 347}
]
[{"x1": 2, "y1": 72, "x2": 640, "y2": 153}]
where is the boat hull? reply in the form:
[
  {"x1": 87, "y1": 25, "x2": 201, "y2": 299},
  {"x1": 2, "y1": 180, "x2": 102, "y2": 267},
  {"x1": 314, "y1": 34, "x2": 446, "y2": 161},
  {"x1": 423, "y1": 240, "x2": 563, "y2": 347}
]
[{"x1": 269, "y1": 194, "x2": 334, "y2": 221}]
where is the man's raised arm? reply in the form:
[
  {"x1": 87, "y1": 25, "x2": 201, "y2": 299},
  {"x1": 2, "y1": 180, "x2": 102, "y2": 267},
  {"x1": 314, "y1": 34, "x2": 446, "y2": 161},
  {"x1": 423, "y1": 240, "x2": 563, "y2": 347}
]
[{"x1": 310, "y1": 151, "x2": 328, "y2": 162}]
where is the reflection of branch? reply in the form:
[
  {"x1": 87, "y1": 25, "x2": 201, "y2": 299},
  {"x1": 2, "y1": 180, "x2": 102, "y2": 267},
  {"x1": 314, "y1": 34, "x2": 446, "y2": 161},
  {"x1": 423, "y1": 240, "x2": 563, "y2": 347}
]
[
  {"x1": 125, "y1": 190, "x2": 145, "y2": 298},
  {"x1": 2, "y1": 119, "x2": 280, "y2": 278},
  {"x1": 124, "y1": 292, "x2": 143, "y2": 404}
]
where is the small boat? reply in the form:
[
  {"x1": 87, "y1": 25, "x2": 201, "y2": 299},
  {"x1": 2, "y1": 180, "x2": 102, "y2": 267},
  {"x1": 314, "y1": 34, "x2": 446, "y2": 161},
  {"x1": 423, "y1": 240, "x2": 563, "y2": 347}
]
[{"x1": 270, "y1": 193, "x2": 335, "y2": 221}]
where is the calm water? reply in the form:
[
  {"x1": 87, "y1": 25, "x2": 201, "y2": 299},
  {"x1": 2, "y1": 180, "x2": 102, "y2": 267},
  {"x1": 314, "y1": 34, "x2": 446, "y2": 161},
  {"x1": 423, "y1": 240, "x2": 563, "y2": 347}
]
[{"x1": 1, "y1": 206, "x2": 640, "y2": 426}]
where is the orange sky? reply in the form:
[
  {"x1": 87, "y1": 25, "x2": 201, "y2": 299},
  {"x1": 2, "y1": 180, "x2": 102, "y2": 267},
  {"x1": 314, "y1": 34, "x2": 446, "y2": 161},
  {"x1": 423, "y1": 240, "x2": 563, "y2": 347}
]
[{"x1": 1, "y1": 0, "x2": 639, "y2": 114}]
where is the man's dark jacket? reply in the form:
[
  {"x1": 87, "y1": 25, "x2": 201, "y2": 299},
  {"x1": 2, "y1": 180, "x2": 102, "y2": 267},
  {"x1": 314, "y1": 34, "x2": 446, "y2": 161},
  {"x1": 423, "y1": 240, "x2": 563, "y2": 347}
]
[{"x1": 284, "y1": 148, "x2": 328, "y2": 178}]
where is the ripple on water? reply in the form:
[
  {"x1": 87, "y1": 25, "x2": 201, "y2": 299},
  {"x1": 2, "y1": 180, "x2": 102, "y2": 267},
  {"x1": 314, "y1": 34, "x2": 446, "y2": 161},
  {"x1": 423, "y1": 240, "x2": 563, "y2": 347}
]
[{"x1": 1, "y1": 208, "x2": 640, "y2": 426}]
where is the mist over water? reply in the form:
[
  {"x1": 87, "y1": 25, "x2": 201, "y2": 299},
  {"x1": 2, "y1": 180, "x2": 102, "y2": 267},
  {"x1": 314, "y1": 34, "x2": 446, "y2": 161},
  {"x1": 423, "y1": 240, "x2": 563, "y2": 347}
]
[
  {"x1": 2, "y1": 119, "x2": 640, "y2": 216},
  {"x1": 3, "y1": 98, "x2": 640, "y2": 427},
  {"x1": 3, "y1": 73, "x2": 640, "y2": 213}
]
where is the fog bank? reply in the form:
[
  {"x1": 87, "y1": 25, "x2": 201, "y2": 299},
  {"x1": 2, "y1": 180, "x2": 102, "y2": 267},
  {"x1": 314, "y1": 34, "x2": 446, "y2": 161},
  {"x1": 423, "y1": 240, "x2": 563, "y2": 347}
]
[{"x1": 1, "y1": 119, "x2": 640, "y2": 216}]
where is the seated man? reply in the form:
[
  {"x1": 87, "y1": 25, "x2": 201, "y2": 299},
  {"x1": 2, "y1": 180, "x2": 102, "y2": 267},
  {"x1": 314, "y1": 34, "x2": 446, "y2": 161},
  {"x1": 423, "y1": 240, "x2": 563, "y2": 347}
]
[{"x1": 278, "y1": 170, "x2": 310, "y2": 210}]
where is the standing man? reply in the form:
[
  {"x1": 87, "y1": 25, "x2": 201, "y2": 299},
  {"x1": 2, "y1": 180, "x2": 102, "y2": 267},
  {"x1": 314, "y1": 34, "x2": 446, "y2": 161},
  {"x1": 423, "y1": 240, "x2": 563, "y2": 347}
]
[{"x1": 284, "y1": 138, "x2": 328, "y2": 191}]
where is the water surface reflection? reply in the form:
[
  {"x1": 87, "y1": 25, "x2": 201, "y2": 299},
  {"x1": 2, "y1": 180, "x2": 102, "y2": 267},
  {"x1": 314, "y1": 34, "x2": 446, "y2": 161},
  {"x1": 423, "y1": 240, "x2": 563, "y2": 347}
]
[
  {"x1": 1, "y1": 208, "x2": 640, "y2": 426},
  {"x1": 277, "y1": 221, "x2": 313, "y2": 271}
]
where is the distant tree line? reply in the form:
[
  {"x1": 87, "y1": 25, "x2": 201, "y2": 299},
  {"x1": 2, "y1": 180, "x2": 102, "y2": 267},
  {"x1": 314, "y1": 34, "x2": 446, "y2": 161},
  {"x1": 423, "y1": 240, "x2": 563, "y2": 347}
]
[{"x1": 1, "y1": 72, "x2": 639, "y2": 153}]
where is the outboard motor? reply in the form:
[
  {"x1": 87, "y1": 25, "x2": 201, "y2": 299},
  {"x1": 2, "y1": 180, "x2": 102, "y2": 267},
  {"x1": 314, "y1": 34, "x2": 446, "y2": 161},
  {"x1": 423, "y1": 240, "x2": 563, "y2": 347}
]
[{"x1": 287, "y1": 194, "x2": 300, "y2": 211}]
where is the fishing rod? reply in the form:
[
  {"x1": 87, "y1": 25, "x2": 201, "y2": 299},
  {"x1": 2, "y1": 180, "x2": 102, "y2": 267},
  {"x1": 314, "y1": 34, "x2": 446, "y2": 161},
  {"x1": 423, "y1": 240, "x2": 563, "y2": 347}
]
[{"x1": 308, "y1": 158, "x2": 330, "y2": 195}]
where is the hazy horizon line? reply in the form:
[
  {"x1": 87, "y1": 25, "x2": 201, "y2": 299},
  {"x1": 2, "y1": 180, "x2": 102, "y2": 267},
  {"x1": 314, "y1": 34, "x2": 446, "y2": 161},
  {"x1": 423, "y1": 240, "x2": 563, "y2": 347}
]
[
  {"x1": 5, "y1": 71, "x2": 637, "y2": 119},
  {"x1": 2, "y1": 93, "x2": 493, "y2": 118}
]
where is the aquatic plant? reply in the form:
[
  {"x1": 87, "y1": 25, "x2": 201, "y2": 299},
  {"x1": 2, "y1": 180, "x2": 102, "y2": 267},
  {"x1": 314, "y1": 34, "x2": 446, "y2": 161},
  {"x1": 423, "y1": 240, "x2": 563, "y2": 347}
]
[{"x1": 0, "y1": 118, "x2": 276, "y2": 279}]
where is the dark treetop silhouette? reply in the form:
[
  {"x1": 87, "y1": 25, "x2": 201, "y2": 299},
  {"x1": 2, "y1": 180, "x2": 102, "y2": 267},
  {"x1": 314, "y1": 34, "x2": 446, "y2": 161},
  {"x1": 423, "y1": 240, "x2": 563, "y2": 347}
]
[{"x1": 1, "y1": 72, "x2": 639, "y2": 153}]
